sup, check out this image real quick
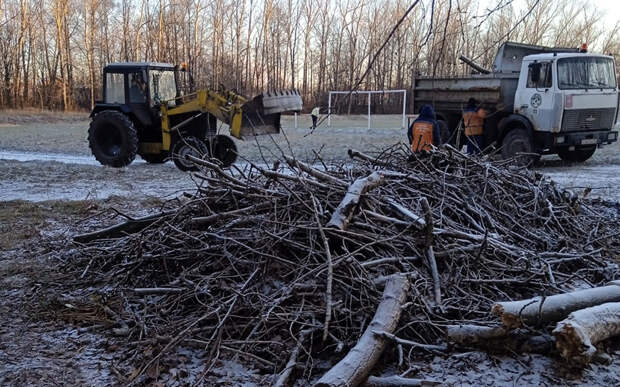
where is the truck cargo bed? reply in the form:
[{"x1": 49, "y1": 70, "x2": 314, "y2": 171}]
[{"x1": 414, "y1": 73, "x2": 519, "y2": 113}]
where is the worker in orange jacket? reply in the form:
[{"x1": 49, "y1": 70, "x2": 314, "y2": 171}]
[
  {"x1": 463, "y1": 98, "x2": 487, "y2": 155},
  {"x1": 409, "y1": 104, "x2": 441, "y2": 153}
]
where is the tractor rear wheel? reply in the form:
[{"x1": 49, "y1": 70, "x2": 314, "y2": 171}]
[
  {"x1": 206, "y1": 135, "x2": 238, "y2": 167},
  {"x1": 140, "y1": 152, "x2": 168, "y2": 164},
  {"x1": 88, "y1": 111, "x2": 138, "y2": 167},
  {"x1": 557, "y1": 146, "x2": 596, "y2": 163},
  {"x1": 171, "y1": 136, "x2": 208, "y2": 172}
]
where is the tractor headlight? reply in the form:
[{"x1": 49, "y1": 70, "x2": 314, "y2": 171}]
[
  {"x1": 555, "y1": 136, "x2": 565, "y2": 144},
  {"x1": 608, "y1": 132, "x2": 617, "y2": 141}
]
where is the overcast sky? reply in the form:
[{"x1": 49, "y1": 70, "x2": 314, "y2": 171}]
[{"x1": 478, "y1": 0, "x2": 620, "y2": 26}]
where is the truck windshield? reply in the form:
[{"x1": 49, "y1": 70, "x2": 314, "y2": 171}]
[
  {"x1": 557, "y1": 57, "x2": 617, "y2": 90},
  {"x1": 150, "y1": 70, "x2": 177, "y2": 104}
]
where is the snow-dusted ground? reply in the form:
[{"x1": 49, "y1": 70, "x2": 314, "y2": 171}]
[
  {"x1": 1, "y1": 112, "x2": 619, "y2": 385},
  {"x1": 1, "y1": 113, "x2": 619, "y2": 202}
]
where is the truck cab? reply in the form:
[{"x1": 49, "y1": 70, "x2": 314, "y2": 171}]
[
  {"x1": 514, "y1": 52, "x2": 619, "y2": 161},
  {"x1": 413, "y1": 42, "x2": 619, "y2": 164}
]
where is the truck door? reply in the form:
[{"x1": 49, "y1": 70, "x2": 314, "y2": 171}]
[{"x1": 517, "y1": 61, "x2": 555, "y2": 131}]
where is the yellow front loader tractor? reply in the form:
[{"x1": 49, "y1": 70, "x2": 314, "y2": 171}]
[{"x1": 88, "y1": 62, "x2": 302, "y2": 170}]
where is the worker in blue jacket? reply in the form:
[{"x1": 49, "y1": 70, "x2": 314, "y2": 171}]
[{"x1": 409, "y1": 104, "x2": 441, "y2": 152}]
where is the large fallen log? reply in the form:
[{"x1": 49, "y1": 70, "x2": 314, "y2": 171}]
[
  {"x1": 553, "y1": 302, "x2": 620, "y2": 366},
  {"x1": 446, "y1": 324, "x2": 554, "y2": 354},
  {"x1": 445, "y1": 324, "x2": 509, "y2": 345},
  {"x1": 363, "y1": 375, "x2": 439, "y2": 386},
  {"x1": 314, "y1": 274, "x2": 410, "y2": 387},
  {"x1": 326, "y1": 172, "x2": 385, "y2": 231},
  {"x1": 491, "y1": 283, "x2": 620, "y2": 328},
  {"x1": 73, "y1": 210, "x2": 175, "y2": 243}
]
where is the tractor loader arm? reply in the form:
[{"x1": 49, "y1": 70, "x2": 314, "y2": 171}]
[{"x1": 164, "y1": 88, "x2": 302, "y2": 140}]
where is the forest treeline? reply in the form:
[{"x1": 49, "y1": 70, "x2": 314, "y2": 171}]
[{"x1": 0, "y1": 0, "x2": 618, "y2": 112}]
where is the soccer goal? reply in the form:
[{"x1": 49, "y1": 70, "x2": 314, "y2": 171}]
[{"x1": 327, "y1": 90, "x2": 407, "y2": 129}]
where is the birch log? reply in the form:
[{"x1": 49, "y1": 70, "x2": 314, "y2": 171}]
[
  {"x1": 445, "y1": 324, "x2": 509, "y2": 345},
  {"x1": 314, "y1": 274, "x2": 410, "y2": 387},
  {"x1": 326, "y1": 172, "x2": 385, "y2": 231},
  {"x1": 553, "y1": 302, "x2": 620, "y2": 365},
  {"x1": 446, "y1": 324, "x2": 554, "y2": 354},
  {"x1": 284, "y1": 156, "x2": 348, "y2": 187},
  {"x1": 363, "y1": 375, "x2": 439, "y2": 386},
  {"x1": 491, "y1": 283, "x2": 620, "y2": 328}
]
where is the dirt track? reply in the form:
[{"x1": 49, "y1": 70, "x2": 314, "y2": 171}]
[
  {"x1": 1, "y1": 111, "x2": 620, "y2": 385},
  {"x1": 1, "y1": 111, "x2": 620, "y2": 202}
]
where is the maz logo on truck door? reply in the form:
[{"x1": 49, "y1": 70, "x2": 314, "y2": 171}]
[{"x1": 530, "y1": 93, "x2": 542, "y2": 108}]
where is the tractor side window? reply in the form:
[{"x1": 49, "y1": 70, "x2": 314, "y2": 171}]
[
  {"x1": 150, "y1": 70, "x2": 177, "y2": 106},
  {"x1": 105, "y1": 73, "x2": 125, "y2": 103},
  {"x1": 129, "y1": 72, "x2": 147, "y2": 103}
]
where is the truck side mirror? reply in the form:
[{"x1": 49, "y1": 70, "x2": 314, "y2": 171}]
[{"x1": 529, "y1": 62, "x2": 541, "y2": 84}]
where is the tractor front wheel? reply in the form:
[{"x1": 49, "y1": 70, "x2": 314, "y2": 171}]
[
  {"x1": 88, "y1": 110, "x2": 138, "y2": 167},
  {"x1": 206, "y1": 135, "x2": 238, "y2": 167},
  {"x1": 171, "y1": 136, "x2": 208, "y2": 172}
]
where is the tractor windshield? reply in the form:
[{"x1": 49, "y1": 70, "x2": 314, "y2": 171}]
[
  {"x1": 149, "y1": 70, "x2": 177, "y2": 105},
  {"x1": 558, "y1": 57, "x2": 617, "y2": 90}
]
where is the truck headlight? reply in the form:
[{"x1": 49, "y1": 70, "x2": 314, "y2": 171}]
[
  {"x1": 555, "y1": 136, "x2": 565, "y2": 144},
  {"x1": 608, "y1": 132, "x2": 618, "y2": 141}
]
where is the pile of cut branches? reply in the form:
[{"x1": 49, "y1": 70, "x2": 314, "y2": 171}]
[{"x1": 54, "y1": 145, "x2": 619, "y2": 385}]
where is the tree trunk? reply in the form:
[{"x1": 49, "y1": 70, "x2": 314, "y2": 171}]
[
  {"x1": 491, "y1": 283, "x2": 620, "y2": 328},
  {"x1": 314, "y1": 274, "x2": 410, "y2": 387},
  {"x1": 553, "y1": 302, "x2": 620, "y2": 366},
  {"x1": 326, "y1": 172, "x2": 385, "y2": 231}
]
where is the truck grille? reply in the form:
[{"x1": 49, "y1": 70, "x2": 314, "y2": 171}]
[{"x1": 561, "y1": 108, "x2": 616, "y2": 132}]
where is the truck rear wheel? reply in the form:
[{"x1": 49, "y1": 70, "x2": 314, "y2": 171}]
[
  {"x1": 501, "y1": 128, "x2": 540, "y2": 166},
  {"x1": 557, "y1": 146, "x2": 596, "y2": 163},
  {"x1": 88, "y1": 111, "x2": 138, "y2": 167},
  {"x1": 171, "y1": 136, "x2": 208, "y2": 172}
]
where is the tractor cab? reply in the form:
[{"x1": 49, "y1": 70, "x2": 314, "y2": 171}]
[
  {"x1": 95, "y1": 62, "x2": 180, "y2": 128},
  {"x1": 89, "y1": 61, "x2": 302, "y2": 171}
]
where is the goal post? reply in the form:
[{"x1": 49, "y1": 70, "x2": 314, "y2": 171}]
[{"x1": 327, "y1": 90, "x2": 407, "y2": 129}]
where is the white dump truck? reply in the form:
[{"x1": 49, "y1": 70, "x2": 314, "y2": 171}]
[{"x1": 413, "y1": 42, "x2": 619, "y2": 162}]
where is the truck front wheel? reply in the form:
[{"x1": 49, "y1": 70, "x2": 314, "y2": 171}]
[
  {"x1": 557, "y1": 147, "x2": 596, "y2": 163},
  {"x1": 501, "y1": 128, "x2": 540, "y2": 166}
]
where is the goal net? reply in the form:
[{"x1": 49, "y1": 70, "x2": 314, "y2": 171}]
[{"x1": 327, "y1": 90, "x2": 407, "y2": 129}]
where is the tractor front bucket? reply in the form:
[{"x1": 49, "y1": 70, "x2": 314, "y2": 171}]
[{"x1": 239, "y1": 90, "x2": 303, "y2": 137}]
